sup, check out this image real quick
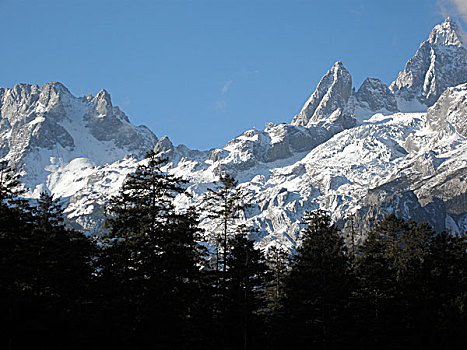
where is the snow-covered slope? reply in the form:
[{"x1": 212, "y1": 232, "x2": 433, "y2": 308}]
[
  {"x1": 0, "y1": 82, "x2": 157, "y2": 198},
  {"x1": 53, "y1": 82, "x2": 467, "y2": 245},
  {"x1": 1, "y1": 18, "x2": 466, "y2": 243},
  {"x1": 174, "y1": 85, "x2": 467, "y2": 248}
]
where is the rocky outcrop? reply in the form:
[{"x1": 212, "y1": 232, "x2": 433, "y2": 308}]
[
  {"x1": 426, "y1": 83, "x2": 467, "y2": 136},
  {"x1": 355, "y1": 78, "x2": 398, "y2": 115},
  {"x1": 84, "y1": 89, "x2": 157, "y2": 153},
  {"x1": 154, "y1": 135, "x2": 175, "y2": 158}
]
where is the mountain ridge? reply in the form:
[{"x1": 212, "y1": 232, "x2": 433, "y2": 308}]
[{"x1": 1, "y1": 18, "x2": 466, "y2": 246}]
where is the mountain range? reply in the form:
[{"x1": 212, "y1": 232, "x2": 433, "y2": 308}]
[{"x1": 1, "y1": 17, "x2": 466, "y2": 250}]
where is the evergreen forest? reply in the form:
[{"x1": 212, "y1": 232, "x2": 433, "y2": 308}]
[{"x1": 1, "y1": 154, "x2": 466, "y2": 350}]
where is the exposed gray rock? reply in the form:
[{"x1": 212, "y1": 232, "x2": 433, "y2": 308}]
[
  {"x1": 174, "y1": 144, "x2": 207, "y2": 160},
  {"x1": 29, "y1": 116, "x2": 75, "y2": 150},
  {"x1": 355, "y1": 186, "x2": 448, "y2": 235},
  {"x1": 154, "y1": 135, "x2": 175, "y2": 158},
  {"x1": 426, "y1": 83, "x2": 467, "y2": 136},
  {"x1": 291, "y1": 61, "x2": 354, "y2": 128},
  {"x1": 85, "y1": 89, "x2": 156, "y2": 153},
  {"x1": 356, "y1": 78, "x2": 398, "y2": 114},
  {"x1": 209, "y1": 148, "x2": 228, "y2": 163}
]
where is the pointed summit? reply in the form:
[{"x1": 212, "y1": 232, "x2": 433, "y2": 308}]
[
  {"x1": 428, "y1": 17, "x2": 464, "y2": 47},
  {"x1": 154, "y1": 135, "x2": 174, "y2": 158},
  {"x1": 291, "y1": 61, "x2": 353, "y2": 127},
  {"x1": 332, "y1": 61, "x2": 345, "y2": 69},
  {"x1": 91, "y1": 89, "x2": 113, "y2": 117},
  {"x1": 390, "y1": 18, "x2": 467, "y2": 108}
]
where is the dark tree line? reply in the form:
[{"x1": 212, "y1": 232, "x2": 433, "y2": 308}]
[{"x1": 1, "y1": 155, "x2": 466, "y2": 349}]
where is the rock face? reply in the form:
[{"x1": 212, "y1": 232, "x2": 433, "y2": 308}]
[
  {"x1": 426, "y1": 83, "x2": 467, "y2": 136},
  {"x1": 291, "y1": 61, "x2": 355, "y2": 129},
  {"x1": 355, "y1": 78, "x2": 399, "y2": 116},
  {"x1": 390, "y1": 17, "x2": 467, "y2": 109},
  {"x1": 1, "y1": 18, "x2": 467, "y2": 244},
  {"x1": 154, "y1": 136, "x2": 175, "y2": 158}
]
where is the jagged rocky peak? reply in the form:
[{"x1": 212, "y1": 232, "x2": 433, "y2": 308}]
[
  {"x1": 0, "y1": 82, "x2": 70, "y2": 126},
  {"x1": 0, "y1": 82, "x2": 76, "y2": 157},
  {"x1": 154, "y1": 135, "x2": 175, "y2": 158},
  {"x1": 0, "y1": 81, "x2": 158, "y2": 170},
  {"x1": 91, "y1": 89, "x2": 113, "y2": 117},
  {"x1": 36, "y1": 81, "x2": 74, "y2": 113},
  {"x1": 78, "y1": 87, "x2": 156, "y2": 153},
  {"x1": 428, "y1": 16, "x2": 464, "y2": 46},
  {"x1": 390, "y1": 17, "x2": 467, "y2": 109},
  {"x1": 355, "y1": 77, "x2": 398, "y2": 115},
  {"x1": 291, "y1": 61, "x2": 353, "y2": 127}
]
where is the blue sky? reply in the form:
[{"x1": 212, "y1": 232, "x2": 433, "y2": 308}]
[{"x1": 0, "y1": 0, "x2": 465, "y2": 150}]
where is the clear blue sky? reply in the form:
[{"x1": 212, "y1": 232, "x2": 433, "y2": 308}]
[{"x1": 0, "y1": 0, "x2": 465, "y2": 150}]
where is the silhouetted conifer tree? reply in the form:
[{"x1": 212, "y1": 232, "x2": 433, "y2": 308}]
[
  {"x1": 280, "y1": 210, "x2": 350, "y2": 349},
  {"x1": 99, "y1": 151, "x2": 204, "y2": 349},
  {"x1": 418, "y1": 231, "x2": 467, "y2": 348},
  {"x1": 2, "y1": 188, "x2": 95, "y2": 349},
  {"x1": 223, "y1": 225, "x2": 267, "y2": 350},
  {"x1": 202, "y1": 173, "x2": 249, "y2": 273},
  {"x1": 352, "y1": 214, "x2": 406, "y2": 347},
  {"x1": 265, "y1": 244, "x2": 289, "y2": 311}
]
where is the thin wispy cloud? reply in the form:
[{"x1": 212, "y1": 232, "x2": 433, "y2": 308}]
[
  {"x1": 215, "y1": 99, "x2": 227, "y2": 111},
  {"x1": 451, "y1": 0, "x2": 467, "y2": 21},
  {"x1": 214, "y1": 70, "x2": 259, "y2": 111},
  {"x1": 438, "y1": 0, "x2": 467, "y2": 22},
  {"x1": 216, "y1": 79, "x2": 233, "y2": 111},
  {"x1": 122, "y1": 97, "x2": 131, "y2": 108},
  {"x1": 222, "y1": 80, "x2": 233, "y2": 96},
  {"x1": 438, "y1": 0, "x2": 467, "y2": 45}
]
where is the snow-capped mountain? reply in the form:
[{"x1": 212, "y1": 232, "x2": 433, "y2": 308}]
[
  {"x1": 1, "y1": 18, "x2": 466, "y2": 247},
  {"x1": 0, "y1": 82, "x2": 157, "y2": 196}
]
